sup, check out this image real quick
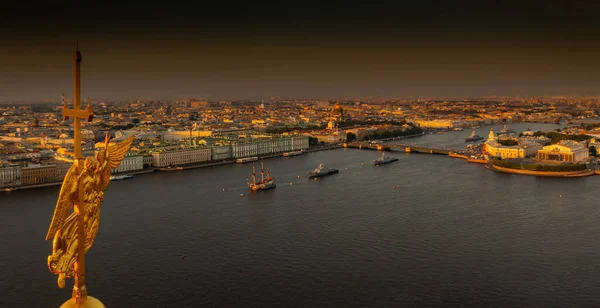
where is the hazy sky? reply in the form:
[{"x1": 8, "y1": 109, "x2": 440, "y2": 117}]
[{"x1": 2, "y1": 1, "x2": 600, "y2": 101}]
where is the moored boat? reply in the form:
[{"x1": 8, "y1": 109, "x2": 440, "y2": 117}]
[
  {"x1": 373, "y1": 151, "x2": 398, "y2": 165},
  {"x1": 283, "y1": 150, "x2": 304, "y2": 157},
  {"x1": 109, "y1": 174, "x2": 134, "y2": 181},
  {"x1": 158, "y1": 166, "x2": 183, "y2": 172},
  {"x1": 308, "y1": 163, "x2": 339, "y2": 178},
  {"x1": 237, "y1": 156, "x2": 259, "y2": 164},
  {"x1": 247, "y1": 160, "x2": 276, "y2": 191}
]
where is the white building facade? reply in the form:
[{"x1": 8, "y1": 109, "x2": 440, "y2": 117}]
[
  {"x1": 0, "y1": 164, "x2": 21, "y2": 188},
  {"x1": 537, "y1": 140, "x2": 589, "y2": 163},
  {"x1": 211, "y1": 145, "x2": 232, "y2": 161},
  {"x1": 21, "y1": 164, "x2": 58, "y2": 186},
  {"x1": 112, "y1": 155, "x2": 144, "y2": 174},
  {"x1": 151, "y1": 147, "x2": 212, "y2": 167},
  {"x1": 230, "y1": 136, "x2": 309, "y2": 158}
]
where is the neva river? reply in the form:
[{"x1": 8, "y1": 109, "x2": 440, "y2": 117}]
[{"x1": 4, "y1": 123, "x2": 600, "y2": 307}]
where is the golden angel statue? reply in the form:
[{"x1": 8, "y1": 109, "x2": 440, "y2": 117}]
[{"x1": 46, "y1": 134, "x2": 134, "y2": 291}]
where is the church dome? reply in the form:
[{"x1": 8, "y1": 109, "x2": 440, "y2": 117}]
[{"x1": 333, "y1": 102, "x2": 343, "y2": 114}]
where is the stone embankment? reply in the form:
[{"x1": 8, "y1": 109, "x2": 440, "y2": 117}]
[
  {"x1": 486, "y1": 163, "x2": 595, "y2": 177},
  {"x1": 1, "y1": 145, "x2": 343, "y2": 192},
  {"x1": 448, "y1": 152, "x2": 488, "y2": 164}
]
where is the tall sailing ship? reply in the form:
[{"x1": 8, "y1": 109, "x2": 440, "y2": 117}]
[{"x1": 247, "y1": 160, "x2": 276, "y2": 191}]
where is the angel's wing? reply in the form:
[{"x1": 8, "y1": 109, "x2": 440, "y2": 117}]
[
  {"x1": 97, "y1": 135, "x2": 135, "y2": 191},
  {"x1": 45, "y1": 164, "x2": 79, "y2": 240}
]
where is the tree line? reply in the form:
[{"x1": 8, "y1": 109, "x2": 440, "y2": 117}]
[
  {"x1": 531, "y1": 131, "x2": 591, "y2": 144},
  {"x1": 349, "y1": 125, "x2": 423, "y2": 141}
]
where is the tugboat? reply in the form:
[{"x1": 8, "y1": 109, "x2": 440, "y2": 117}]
[
  {"x1": 465, "y1": 130, "x2": 484, "y2": 142},
  {"x1": 373, "y1": 151, "x2": 399, "y2": 165},
  {"x1": 247, "y1": 160, "x2": 276, "y2": 191},
  {"x1": 308, "y1": 163, "x2": 339, "y2": 178}
]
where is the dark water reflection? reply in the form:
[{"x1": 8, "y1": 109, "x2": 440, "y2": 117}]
[{"x1": 1, "y1": 142, "x2": 599, "y2": 307}]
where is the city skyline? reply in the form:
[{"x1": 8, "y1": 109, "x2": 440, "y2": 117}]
[{"x1": 2, "y1": 1, "x2": 600, "y2": 101}]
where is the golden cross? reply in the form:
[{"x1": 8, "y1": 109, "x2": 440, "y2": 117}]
[{"x1": 62, "y1": 46, "x2": 94, "y2": 160}]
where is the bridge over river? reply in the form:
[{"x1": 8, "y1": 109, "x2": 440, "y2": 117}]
[{"x1": 344, "y1": 142, "x2": 460, "y2": 155}]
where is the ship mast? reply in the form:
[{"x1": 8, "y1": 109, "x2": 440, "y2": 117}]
[
  {"x1": 252, "y1": 163, "x2": 256, "y2": 184},
  {"x1": 260, "y1": 160, "x2": 264, "y2": 183}
]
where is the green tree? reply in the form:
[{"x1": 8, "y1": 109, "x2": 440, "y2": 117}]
[
  {"x1": 498, "y1": 139, "x2": 518, "y2": 146},
  {"x1": 346, "y1": 132, "x2": 357, "y2": 142},
  {"x1": 590, "y1": 145, "x2": 598, "y2": 157}
]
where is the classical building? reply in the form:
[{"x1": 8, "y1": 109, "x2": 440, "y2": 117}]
[
  {"x1": 230, "y1": 136, "x2": 309, "y2": 158},
  {"x1": 415, "y1": 119, "x2": 456, "y2": 129},
  {"x1": 536, "y1": 140, "x2": 589, "y2": 163},
  {"x1": 312, "y1": 131, "x2": 346, "y2": 144},
  {"x1": 141, "y1": 154, "x2": 153, "y2": 168},
  {"x1": 112, "y1": 154, "x2": 144, "y2": 174},
  {"x1": 21, "y1": 164, "x2": 58, "y2": 186},
  {"x1": 211, "y1": 144, "x2": 232, "y2": 161},
  {"x1": 56, "y1": 163, "x2": 72, "y2": 182},
  {"x1": 0, "y1": 163, "x2": 21, "y2": 188},
  {"x1": 332, "y1": 102, "x2": 344, "y2": 123},
  {"x1": 151, "y1": 147, "x2": 212, "y2": 167},
  {"x1": 485, "y1": 129, "x2": 542, "y2": 159}
]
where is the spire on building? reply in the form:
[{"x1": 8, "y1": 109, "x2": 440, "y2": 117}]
[{"x1": 488, "y1": 128, "x2": 496, "y2": 141}]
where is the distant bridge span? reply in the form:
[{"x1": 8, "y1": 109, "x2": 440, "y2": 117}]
[{"x1": 344, "y1": 142, "x2": 458, "y2": 155}]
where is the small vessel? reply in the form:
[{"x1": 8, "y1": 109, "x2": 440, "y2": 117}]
[
  {"x1": 247, "y1": 160, "x2": 276, "y2": 191},
  {"x1": 497, "y1": 124, "x2": 516, "y2": 135},
  {"x1": 159, "y1": 165, "x2": 183, "y2": 172},
  {"x1": 373, "y1": 151, "x2": 398, "y2": 165},
  {"x1": 308, "y1": 163, "x2": 339, "y2": 178},
  {"x1": 465, "y1": 130, "x2": 483, "y2": 142},
  {"x1": 237, "y1": 156, "x2": 259, "y2": 164},
  {"x1": 283, "y1": 150, "x2": 304, "y2": 157},
  {"x1": 110, "y1": 174, "x2": 133, "y2": 181}
]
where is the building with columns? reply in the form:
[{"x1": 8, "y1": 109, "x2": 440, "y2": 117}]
[
  {"x1": 230, "y1": 136, "x2": 309, "y2": 159},
  {"x1": 112, "y1": 154, "x2": 144, "y2": 174},
  {"x1": 536, "y1": 140, "x2": 589, "y2": 163},
  {"x1": 21, "y1": 164, "x2": 59, "y2": 186},
  {"x1": 211, "y1": 144, "x2": 232, "y2": 161},
  {"x1": 0, "y1": 163, "x2": 21, "y2": 188},
  {"x1": 485, "y1": 128, "x2": 541, "y2": 159},
  {"x1": 151, "y1": 147, "x2": 212, "y2": 167}
]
